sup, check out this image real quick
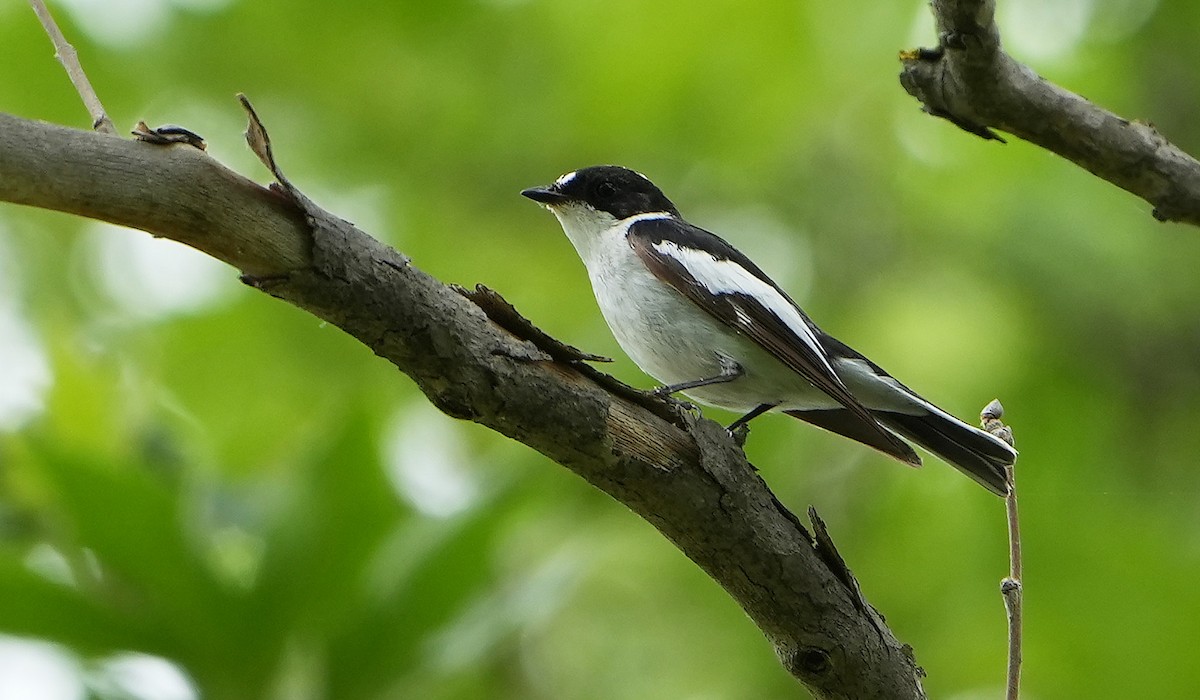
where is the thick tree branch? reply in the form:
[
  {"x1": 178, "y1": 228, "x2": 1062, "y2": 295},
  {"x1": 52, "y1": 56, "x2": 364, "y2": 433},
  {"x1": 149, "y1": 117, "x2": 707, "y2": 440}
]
[
  {"x1": 1, "y1": 115, "x2": 307, "y2": 275},
  {"x1": 900, "y1": 0, "x2": 1200, "y2": 226},
  {"x1": 0, "y1": 111, "x2": 927, "y2": 699}
]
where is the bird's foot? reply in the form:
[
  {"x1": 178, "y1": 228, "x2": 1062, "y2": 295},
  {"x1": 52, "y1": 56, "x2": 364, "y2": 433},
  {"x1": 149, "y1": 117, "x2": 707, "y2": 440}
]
[
  {"x1": 649, "y1": 390, "x2": 700, "y2": 421},
  {"x1": 726, "y1": 421, "x2": 751, "y2": 447},
  {"x1": 651, "y1": 384, "x2": 676, "y2": 398}
]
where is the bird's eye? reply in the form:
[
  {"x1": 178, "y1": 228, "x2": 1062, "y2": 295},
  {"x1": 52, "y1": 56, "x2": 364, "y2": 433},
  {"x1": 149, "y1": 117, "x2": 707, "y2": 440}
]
[{"x1": 595, "y1": 181, "x2": 617, "y2": 199}]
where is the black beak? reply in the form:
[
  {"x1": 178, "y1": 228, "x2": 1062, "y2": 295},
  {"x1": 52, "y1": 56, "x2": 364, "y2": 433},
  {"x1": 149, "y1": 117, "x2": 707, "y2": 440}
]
[{"x1": 521, "y1": 186, "x2": 571, "y2": 205}]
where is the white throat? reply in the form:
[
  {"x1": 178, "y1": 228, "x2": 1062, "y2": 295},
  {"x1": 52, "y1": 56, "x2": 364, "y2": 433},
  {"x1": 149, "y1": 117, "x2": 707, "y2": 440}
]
[{"x1": 549, "y1": 204, "x2": 672, "y2": 264}]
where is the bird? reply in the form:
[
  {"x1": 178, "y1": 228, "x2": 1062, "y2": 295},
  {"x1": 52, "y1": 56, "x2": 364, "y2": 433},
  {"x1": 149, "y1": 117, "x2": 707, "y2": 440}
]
[{"x1": 521, "y1": 165, "x2": 1016, "y2": 495}]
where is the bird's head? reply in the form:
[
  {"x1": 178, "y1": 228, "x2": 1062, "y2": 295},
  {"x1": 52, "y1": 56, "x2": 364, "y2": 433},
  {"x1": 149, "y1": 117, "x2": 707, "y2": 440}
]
[{"x1": 522, "y1": 165, "x2": 680, "y2": 224}]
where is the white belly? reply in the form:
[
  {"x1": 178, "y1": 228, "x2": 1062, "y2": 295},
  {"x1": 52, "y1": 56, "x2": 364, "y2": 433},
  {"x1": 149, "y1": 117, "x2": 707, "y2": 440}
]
[{"x1": 581, "y1": 228, "x2": 838, "y2": 414}]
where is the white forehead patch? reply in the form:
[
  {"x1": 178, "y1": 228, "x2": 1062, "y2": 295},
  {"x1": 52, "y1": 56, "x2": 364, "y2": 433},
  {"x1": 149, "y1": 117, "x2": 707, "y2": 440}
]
[{"x1": 555, "y1": 170, "x2": 578, "y2": 187}]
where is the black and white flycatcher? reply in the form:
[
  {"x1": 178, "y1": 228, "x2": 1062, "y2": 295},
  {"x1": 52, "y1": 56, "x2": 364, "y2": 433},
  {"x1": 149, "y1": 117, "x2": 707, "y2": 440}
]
[{"x1": 522, "y1": 165, "x2": 1016, "y2": 495}]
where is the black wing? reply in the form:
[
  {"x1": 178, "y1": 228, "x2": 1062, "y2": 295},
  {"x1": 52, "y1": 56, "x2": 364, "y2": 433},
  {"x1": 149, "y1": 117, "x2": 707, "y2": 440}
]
[{"x1": 627, "y1": 217, "x2": 919, "y2": 466}]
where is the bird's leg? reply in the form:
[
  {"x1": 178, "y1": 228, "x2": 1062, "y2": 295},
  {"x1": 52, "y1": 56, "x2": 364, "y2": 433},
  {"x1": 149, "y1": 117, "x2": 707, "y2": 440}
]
[
  {"x1": 727, "y1": 403, "x2": 777, "y2": 432},
  {"x1": 652, "y1": 358, "x2": 744, "y2": 397},
  {"x1": 726, "y1": 402, "x2": 779, "y2": 445}
]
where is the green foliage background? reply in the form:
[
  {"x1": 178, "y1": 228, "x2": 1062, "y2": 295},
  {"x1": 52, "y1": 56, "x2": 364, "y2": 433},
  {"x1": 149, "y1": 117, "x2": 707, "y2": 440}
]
[{"x1": 3, "y1": 0, "x2": 1200, "y2": 698}]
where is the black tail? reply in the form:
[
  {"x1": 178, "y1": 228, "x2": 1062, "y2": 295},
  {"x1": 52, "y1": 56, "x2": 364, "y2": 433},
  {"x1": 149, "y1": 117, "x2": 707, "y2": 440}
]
[
  {"x1": 786, "y1": 407, "x2": 1015, "y2": 496},
  {"x1": 876, "y1": 410, "x2": 1015, "y2": 496},
  {"x1": 785, "y1": 408, "x2": 922, "y2": 467}
]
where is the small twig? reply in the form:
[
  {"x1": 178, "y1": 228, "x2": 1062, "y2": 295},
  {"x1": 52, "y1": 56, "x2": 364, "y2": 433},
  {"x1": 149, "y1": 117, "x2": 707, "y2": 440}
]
[
  {"x1": 981, "y1": 399, "x2": 1021, "y2": 700},
  {"x1": 1000, "y1": 468, "x2": 1022, "y2": 700},
  {"x1": 29, "y1": 0, "x2": 117, "y2": 134}
]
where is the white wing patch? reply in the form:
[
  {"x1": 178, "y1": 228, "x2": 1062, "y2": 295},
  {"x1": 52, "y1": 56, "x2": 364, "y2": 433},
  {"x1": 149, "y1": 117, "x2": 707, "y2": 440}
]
[{"x1": 651, "y1": 240, "x2": 833, "y2": 375}]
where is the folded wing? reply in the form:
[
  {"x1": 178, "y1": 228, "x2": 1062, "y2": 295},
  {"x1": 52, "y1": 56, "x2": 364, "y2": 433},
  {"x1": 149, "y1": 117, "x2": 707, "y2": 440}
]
[{"x1": 626, "y1": 217, "x2": 919, "y2": 466}]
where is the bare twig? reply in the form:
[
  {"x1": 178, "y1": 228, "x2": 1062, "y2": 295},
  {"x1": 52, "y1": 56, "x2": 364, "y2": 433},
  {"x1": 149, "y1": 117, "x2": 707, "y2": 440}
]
[
  {"x1": 981, "y1": 399, "x2": 1021, "y2": 699},
  {"x1": 900, "y1": 0, "x2": 1200, "y2": 227},
  {"x1": 28, "y1": 0, "x2": 117, "y2": 134}
]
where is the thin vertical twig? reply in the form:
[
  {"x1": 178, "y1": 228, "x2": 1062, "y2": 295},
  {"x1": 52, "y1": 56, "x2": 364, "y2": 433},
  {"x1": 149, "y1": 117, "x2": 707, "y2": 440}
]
[
  {"x1": 982, "y1": 399, "x2": 1021, "y2": 700},
  {"x1": 29, "y1": 0, "x2": 117, "y2": 134},
  {"x1": 1001, "y1": 466, "x2": 1022, "y2": 700}
]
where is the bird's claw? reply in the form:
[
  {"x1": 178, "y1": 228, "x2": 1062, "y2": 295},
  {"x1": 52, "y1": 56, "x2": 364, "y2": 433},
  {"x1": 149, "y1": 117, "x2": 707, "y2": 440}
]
[
  {"x1": 648, "y1": 389, "x2": 700, "y2": 421},
  {"x1": 726, "y1": 422, "x2": 751, "y2": 447}
]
